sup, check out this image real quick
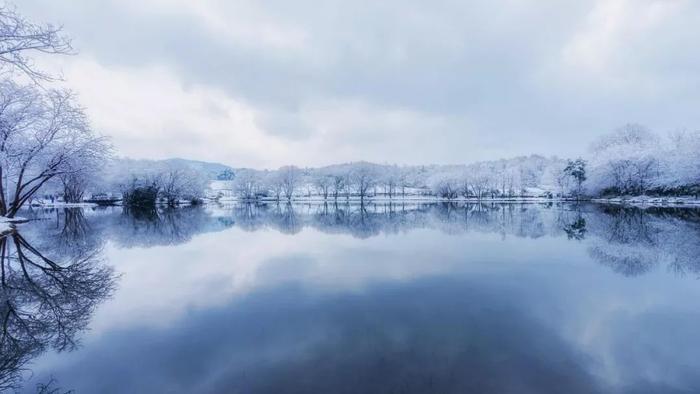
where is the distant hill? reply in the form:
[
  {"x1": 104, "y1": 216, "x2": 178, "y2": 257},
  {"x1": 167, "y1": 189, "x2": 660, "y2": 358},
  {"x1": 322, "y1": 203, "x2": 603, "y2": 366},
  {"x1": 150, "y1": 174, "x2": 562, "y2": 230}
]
[
  {"x1": 112, "y1": 157, "x2": 236, "y2": 180},
  {"x1": 160, "y1": 158, "x2": 235, "y2": 180}
]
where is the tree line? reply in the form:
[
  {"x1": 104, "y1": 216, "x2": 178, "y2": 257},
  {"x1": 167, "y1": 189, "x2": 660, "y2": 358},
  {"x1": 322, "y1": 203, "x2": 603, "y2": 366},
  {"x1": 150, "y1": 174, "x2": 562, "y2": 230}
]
[
  {"x1": 217, "y1": 125, "x2": 699, "y2": 202},
  {"x1": 110, "y1": 125, "x2": 698, "y2": 205}
]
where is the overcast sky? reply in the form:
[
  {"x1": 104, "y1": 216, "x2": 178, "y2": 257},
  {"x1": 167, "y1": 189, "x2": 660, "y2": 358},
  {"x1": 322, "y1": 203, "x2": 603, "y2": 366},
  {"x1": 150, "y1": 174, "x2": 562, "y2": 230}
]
[{"x1": 19, "y1": 0, "x2": 700, "y2": 169}]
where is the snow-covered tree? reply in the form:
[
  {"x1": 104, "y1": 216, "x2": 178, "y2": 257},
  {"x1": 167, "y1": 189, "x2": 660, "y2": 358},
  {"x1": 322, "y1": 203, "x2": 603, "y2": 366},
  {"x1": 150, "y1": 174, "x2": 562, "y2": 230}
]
[
  {"x1": 381, "y1": 165, "x2": 401, "y2": 198},
  {"x1": 589, "y1": 124, "x2": 660, "y2": 195},
  {"x1": 0, "y1": 82, "x2": 109, "y2": 216},
  {"x1": 466, "y1": 165, "x2": 492, "y2": 199},
  {"x1": 233, "y1": 169, "x2": 262, "y2": 200},
  {"x1": 109, "y1": 159, "x2": 208, "y2": 207},
  {"x1": 657, "y1": 130, "x2": 700, "y2": 191},
  {"x1": 264, "y1": 171, "x2": 283, "y2": 201},
  {"x1": 0, "y1": 5, "x2": 110, "y2": 213},
  {"x1": 563, "y1": 158, "x2": 587, "y2": 197},
  {"x1": 312, "y1": 171, "x2": 333, "y2": 200},
  {"x1": 279, "y1": 165, "x2": 300, "y2": 201},
  {"x1": 427, "y1": 170, "x2": 460, "y2": 199},
  {"x1": 541, "y1": 159, "x2": 570, "y2": 197},
  {"x1": 349, "y1": 162, "x2": 379, "y2": 202},
  {"x1": 330, "y1": 170, "x2": 346, "y2": 200},
  {"x1": 159, "y1": 166, "x2": 208, "y2": 205},
  {"x1": 0, "y1": 5, "x2": 72, "y2": 82}
]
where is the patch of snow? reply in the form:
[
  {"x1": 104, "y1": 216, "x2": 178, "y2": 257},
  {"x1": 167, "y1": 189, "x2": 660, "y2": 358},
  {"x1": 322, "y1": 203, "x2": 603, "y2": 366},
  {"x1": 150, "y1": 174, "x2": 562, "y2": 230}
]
[
  {"x1": 0, "y1": 222, "x2": 11, "y2": 234},
  {"x1": 0, "y1": 216, "x2": 20, "y2": 235},
  {"x1": 31, "y1": 201, "x2": 98, "y2": 208},
  {"x1": 0, "y1": 216, "x2": 27, "y2": 223}
]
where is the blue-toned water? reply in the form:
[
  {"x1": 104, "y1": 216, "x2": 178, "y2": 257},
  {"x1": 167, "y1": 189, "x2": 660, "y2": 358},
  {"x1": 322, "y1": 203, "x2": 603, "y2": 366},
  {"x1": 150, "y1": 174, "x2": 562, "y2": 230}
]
[{"x1": 4, "y1": 203, "x2": 700, "y2": 393}]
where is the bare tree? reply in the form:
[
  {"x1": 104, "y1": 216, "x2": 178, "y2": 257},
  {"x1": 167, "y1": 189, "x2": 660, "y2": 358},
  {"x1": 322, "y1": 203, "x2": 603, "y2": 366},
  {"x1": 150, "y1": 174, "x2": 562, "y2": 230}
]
[
  {"x1": 382, "y1": 165, "x2": 400, "y2": 199},
  {"x1": 233, "y1": 170, "x2": 261, "y2": 200},
  {"x1": 60, "y1": 172, "x2": 89, "y2": 202},
  {"x1": 427, "y1": 171, "x2": 460, "y2": 199},
  {"x1": 110, "y1": 160, "x2": 207, "y2": 207},
  {"x1": 467, "y1": 169, "x2": 491, "y2": 200},
  {"x1": 265, "y1": 171, "x2": 284, "y2": 201},
  {"x1": 330, "y1": 171, "x2": 346, "y2": 201},
  {"x1": 57, "y1": 136, "x2": 112, "y2": 203},
  {"x1": 313, "y1": 171, "x2": 332, "y2": 200},
  {"x1": 350, "y1": 162, "x2": 379, "y2": 203},
  {"x1": 279, "y1": 165, "x2": 300, "y2": 201},
  {"x1": 159, "y1": 166, "x2": 207, "y2": 206},
  {"x1": 589, "y1": 124, "x2": 660, "y2": 195},
  {"x1": 0, "y1": 5, "x2": 73, "y2": 82},
  {"x1": 0, "y1": 82, "x2": 109, "y2": 217}
]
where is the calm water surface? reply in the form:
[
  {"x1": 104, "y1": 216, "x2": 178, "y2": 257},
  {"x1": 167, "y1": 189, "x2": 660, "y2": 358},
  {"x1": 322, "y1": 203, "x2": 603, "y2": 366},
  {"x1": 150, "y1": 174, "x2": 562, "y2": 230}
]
[{"x1": 3, "y1": 202, "x2": 700, "y2": 393}]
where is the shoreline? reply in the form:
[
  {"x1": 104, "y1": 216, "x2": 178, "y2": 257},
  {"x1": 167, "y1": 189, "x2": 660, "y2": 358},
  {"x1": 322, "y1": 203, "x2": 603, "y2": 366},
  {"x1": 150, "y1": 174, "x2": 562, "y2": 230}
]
[
  {"x1": 211, "y1": 195, "x2": 700, "y2": 207},
  {"x1": 590, "y1": 196, "x2": 700, "y2": 207},
  {"x1": 17, "y1": 196, "x2": 700, "y2": 215}
]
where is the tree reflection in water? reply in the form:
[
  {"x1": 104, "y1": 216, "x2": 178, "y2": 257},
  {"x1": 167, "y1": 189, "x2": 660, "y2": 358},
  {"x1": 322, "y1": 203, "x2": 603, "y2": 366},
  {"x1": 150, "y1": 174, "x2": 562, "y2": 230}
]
[
  {"x1": 584, "y1": 206, "x2": 700, "y2": 276},
  {"x1": 111, "y1": 206, "x2": 232, "y2": 248},
  {"x1": 219, "y1": 202, "x2": 700, "y2": 277},
  {"x1": 41, "y1": 202, "x2": 696, "y2": 278},
  {"x1": 0, "y1": 216, "x2": 117, "y2": 391},
  {"x1": 2, "y1": 203, "x2": 699, "y2": 391}
]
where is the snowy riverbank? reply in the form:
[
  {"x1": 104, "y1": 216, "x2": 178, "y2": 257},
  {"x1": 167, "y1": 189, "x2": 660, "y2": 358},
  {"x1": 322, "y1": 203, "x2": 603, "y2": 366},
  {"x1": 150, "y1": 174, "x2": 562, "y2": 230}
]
[
  {"x1": 214, "y1": 195, "x2": 700, "y2": 207},
  {"x1": 30, "y1": 201, "x2": 99, "y2": 208},
  {"x1": 592, "y1": 196, "x2": 700, "y2": 207}
]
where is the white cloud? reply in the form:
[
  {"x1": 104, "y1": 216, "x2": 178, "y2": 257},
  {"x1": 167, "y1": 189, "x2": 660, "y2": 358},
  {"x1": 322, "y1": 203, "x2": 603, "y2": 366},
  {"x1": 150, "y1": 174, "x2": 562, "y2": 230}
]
[
  {"x1": 562, "y1": 0, "x2": 683, "y2": 78},
  {"x1": 56, "y1": 57, "x2": 289, "y2": 168}
]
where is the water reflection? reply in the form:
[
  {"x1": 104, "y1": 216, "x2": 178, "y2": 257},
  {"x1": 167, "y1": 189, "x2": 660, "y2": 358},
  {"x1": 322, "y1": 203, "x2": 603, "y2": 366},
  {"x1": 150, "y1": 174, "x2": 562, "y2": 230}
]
[
  {"x1": 26, "y1": 202, "x2": 700, "y2": 278},
  {"x1": 56, "y1": 279, "x2": 607, "y2": 393},
  {"x1": 585, "y1": 206, "x2": 700, "y2": 277},
  {"x1": 205, "y1": 202, "x2": 699, "y2": 278},
  {"x1": 0, "y1": 228, "x2": 116, "y2": 391},
  {"x1": 26, "y1": 206, "x2": 236, "y2": 249},
  {"x1": 8, "y1": 202, "x2": 700, "y2": 392},
  {"x1": 110, "y1": 206, "x2": 234, "y2": 248}
]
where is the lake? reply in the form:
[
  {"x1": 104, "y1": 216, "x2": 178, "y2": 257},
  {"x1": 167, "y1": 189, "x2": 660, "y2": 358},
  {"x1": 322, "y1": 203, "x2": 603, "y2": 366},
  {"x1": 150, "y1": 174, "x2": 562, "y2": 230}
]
[{"x1": 4, "y1": 202, "x2": 700, "y2": 393}]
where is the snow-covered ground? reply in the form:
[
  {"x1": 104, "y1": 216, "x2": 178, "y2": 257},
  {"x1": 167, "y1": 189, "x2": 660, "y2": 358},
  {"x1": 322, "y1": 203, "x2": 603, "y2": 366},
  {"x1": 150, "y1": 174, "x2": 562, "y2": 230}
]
[
  {"x1": 0, "y1": 216, "x2": 27, "y2": 235},
  {"x1": 31, "y1": 202, "x2": 99, "y2": 208},
  {"x1": 592, "y1": 196, "x2": 700, "y2": 207}
]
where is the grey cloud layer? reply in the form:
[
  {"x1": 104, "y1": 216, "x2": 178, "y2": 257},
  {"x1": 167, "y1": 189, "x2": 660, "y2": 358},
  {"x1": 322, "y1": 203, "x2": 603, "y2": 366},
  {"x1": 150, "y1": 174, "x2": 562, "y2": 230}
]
[{"x1": 19, "y1": 0, "x2": 700, "y2": 167}]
